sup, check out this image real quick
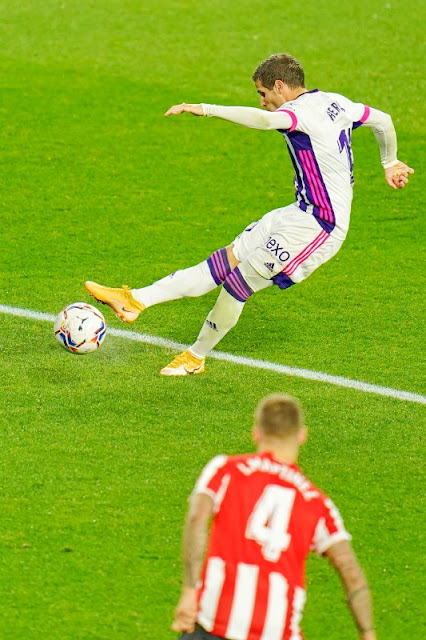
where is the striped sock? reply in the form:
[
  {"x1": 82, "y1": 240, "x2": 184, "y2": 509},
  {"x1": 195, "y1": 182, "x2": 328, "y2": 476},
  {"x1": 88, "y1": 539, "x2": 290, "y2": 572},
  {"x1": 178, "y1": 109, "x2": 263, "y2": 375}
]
[
  {"x1": 223, "y1": 266, "x2": 254, "y2": 302},
  {"x1": 207, "y1": 248, "x2": 232, "y2": 285}
]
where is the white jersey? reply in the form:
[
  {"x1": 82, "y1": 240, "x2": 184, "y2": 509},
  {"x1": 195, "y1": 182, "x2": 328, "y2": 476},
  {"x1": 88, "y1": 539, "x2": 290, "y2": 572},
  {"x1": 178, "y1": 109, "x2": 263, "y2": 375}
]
[
  {"x1": 276, "y1": 90, "x2": 369, "y2": 237},
  {"x1": 203, "y1": 92, "x2": 397, "y2": 240}
]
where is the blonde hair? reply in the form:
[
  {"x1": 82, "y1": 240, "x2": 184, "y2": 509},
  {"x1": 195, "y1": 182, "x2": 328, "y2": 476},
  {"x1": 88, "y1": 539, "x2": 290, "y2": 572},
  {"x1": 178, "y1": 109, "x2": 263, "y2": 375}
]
[{"x1": 255, "y1": 393, "x2": 304, "y2": 438}]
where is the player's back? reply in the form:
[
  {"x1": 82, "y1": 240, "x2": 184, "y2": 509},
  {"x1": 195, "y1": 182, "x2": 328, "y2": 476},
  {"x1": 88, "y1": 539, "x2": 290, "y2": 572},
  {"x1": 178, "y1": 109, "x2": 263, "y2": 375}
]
[
  {"x1": 195, "y1": 452, "x2": 350, "y2": 640},
  {"x1": 279, "y1": 89, "x2": 369, "y2": 236}
]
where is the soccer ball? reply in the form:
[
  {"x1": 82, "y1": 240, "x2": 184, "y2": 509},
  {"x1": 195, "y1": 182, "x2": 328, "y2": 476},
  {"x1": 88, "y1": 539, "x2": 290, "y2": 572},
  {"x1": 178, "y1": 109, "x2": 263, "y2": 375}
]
[{"x1": 54, "y1": 302, "x2": 107, "y2": 354}]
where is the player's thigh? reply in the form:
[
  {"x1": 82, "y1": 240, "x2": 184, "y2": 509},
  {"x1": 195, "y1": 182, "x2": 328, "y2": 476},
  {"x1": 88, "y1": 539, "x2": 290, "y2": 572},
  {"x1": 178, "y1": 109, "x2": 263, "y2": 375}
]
[
  {"x1": 231, "y1": 206, "x2": 288, "y2": 262},
  {"x1": 240, "y1": 205, "x2": 323, "y2": 280},
  {"x1": 288, "y1": 231, "x2": 343, "y2": 282}
]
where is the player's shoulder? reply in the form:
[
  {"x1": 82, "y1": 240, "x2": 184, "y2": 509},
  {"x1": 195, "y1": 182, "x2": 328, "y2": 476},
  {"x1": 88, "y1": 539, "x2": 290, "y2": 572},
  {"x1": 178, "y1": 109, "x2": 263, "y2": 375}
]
[
  {"x1": 277, "y1": 90, "x2": 340, "y2": 129},
  {"x1": 223, "y1": 452, "x2": 256, "y2": 471},
  {"x1": 279, "y1": 89, "x2": 328, "y2": 110},
  {"x1": 200, "y1": 453, "x2": 260, "y2": 476},
  {"x1": 219, "y1": 452, "x2": 284, "y2": 476}
]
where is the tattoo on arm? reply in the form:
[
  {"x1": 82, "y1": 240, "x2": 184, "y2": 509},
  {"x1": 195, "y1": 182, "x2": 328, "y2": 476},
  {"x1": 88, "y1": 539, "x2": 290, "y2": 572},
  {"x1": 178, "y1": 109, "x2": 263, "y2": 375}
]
[
  {"x1": 326, "y1": 541, "x2": 375, "y2": 637},
  {"x1": 182, "y1": 494, "x2": 213, "y2": 589},
  {"x1": 348, "y1": 586, "x2": 369, "y2": 602}
]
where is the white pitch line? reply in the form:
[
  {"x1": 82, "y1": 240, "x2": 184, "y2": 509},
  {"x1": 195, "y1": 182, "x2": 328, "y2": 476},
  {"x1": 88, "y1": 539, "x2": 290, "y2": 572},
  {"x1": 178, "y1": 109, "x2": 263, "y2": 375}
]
[{"x1": 1, "y1": 303, "x2": 425, "y2": 405}]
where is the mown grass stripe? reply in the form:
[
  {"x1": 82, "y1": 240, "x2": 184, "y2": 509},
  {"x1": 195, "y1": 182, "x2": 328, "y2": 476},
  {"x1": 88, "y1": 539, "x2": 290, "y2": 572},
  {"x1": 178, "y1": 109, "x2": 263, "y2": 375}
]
[{"x1": 1, "y1": 303, "x2": 424, "y2": 405}]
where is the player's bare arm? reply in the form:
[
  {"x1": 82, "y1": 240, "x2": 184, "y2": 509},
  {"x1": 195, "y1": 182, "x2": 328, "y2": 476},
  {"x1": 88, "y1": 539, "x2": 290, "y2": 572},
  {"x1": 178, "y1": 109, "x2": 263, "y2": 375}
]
[
  {"x1": 171, "y1": 492, "x2": 213, "y2": 633},
  {"x1": 326, "y1": 540, "x2": 376, "y2": 640}
]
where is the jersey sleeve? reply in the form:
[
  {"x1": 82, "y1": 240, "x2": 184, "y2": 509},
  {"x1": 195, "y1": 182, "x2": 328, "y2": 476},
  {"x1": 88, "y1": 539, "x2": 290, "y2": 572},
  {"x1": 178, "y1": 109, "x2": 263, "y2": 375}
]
[
  {"x1": 192, "y1": 455, "x2": 231, "y2": 513},
  {"x1": 275, "y1": 104, "x2": 298, "y2": 132},
  {"x1": 311, "y1": 497, "x2": 352, "y2": 555},
  {"x1": 327, "y1": 92, "x2": 370, "y2": 129},
  {"x1": 201, "y1": 104, "x2": 294, "y2": 131}
]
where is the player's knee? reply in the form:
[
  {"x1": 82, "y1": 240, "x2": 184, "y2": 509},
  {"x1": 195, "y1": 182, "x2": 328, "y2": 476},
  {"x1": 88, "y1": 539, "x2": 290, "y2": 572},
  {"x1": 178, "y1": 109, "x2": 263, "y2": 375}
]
[
  {"x1": 222, "y1": 260, "x2": 272, "y2": 302},
  {"x1": 223, "y1": 265, "x2": 254, "y2": 302}
]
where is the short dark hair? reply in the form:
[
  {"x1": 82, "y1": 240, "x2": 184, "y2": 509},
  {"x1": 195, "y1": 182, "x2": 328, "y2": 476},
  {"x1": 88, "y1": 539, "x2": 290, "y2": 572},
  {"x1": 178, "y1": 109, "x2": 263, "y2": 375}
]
[
  {"x1": 255, "y1": 393, "x2": 304, "y2": 437},
  {"x1": 252, "y1": 53, "x2": 305, "y2": 89}
]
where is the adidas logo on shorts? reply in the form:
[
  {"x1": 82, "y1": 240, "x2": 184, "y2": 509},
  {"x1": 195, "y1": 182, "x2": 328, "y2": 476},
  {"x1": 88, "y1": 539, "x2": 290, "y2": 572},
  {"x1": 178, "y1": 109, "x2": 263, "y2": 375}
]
[{"x1": 264, "y1": 262, "x2": 275, "y2": 272}]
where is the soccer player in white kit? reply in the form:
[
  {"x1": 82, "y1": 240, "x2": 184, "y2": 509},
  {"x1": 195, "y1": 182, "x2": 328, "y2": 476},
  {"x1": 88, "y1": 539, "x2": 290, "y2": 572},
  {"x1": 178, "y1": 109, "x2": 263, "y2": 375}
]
[{"x1": 85, "y1": 53, "x2": 414, "y2": 376}]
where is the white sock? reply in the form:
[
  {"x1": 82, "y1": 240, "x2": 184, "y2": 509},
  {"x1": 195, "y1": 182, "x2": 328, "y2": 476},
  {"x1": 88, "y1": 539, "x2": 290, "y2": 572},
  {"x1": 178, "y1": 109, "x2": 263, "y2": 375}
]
[
  {"x1": 190, "y1": 288, "x2": 245, "y2": 358},
  {"x1": 132, "y1": 261, "x2": 216, "y2": 308}
]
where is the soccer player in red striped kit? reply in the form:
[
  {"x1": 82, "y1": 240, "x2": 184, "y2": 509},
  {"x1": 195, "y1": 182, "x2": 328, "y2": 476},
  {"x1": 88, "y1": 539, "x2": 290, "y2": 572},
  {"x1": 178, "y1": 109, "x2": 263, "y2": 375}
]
[{"x1": 172, "y1": 394, "x2": 376, "y2": 640}]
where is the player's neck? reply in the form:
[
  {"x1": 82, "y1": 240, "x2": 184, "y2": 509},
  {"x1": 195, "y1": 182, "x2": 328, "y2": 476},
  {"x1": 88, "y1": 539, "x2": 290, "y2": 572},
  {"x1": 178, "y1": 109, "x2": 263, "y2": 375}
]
[
  {"x1": 286, "y1": 87, "x2": 307, "y2": 101},
  {"x1": 257, "y1": 441, "x2": 299, "y2": 465}
]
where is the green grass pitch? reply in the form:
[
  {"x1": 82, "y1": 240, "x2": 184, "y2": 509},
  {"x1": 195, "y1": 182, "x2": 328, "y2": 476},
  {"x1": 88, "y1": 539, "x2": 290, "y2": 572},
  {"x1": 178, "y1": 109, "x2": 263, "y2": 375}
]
[{"x1": 0, "y1": 1, "x2": 425, "y2": 639}]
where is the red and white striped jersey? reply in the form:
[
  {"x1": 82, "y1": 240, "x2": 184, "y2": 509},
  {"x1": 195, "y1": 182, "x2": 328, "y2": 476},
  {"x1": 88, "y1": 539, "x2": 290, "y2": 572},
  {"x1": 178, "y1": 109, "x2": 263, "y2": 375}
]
[{"x1": 193, "y1": 452, "x2": 351, "y2": 640}]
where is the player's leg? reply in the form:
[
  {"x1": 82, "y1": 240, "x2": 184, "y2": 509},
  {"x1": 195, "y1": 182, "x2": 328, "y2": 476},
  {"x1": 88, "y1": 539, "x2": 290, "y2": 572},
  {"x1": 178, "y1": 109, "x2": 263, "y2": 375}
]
[
  {"x1": 131, "y1": 246, "x2": 239, "y2": 307},
  {"x1": 190, "y1": 261, "x2": 272, "y2": 358},
  {"x1": 160, "y1": 257, "x2": 272, "y2": 376},
  {"x1": 160, "y1": 215, "x2": 278, "y2": 375},
  {"x1": 160, "y1": 204, "x2": 339, "y2": 376},
  {"x1": 84, "y1": 247, "x2": 238, "y2": 323}
]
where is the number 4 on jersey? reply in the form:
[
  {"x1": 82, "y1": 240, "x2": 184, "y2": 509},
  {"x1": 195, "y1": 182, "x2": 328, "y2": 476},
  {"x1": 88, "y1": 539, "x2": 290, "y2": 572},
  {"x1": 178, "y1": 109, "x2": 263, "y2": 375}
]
[{"x1": 245, "y1": 485, "x2": 296, "y2": 562}]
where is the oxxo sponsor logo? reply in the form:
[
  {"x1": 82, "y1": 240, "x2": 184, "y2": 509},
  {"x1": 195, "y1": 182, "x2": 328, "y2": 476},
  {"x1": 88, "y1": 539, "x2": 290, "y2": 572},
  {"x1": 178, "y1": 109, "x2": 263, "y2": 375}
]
[{"x1": 265, "y1": 237, "x2": 290, "y2": 262}]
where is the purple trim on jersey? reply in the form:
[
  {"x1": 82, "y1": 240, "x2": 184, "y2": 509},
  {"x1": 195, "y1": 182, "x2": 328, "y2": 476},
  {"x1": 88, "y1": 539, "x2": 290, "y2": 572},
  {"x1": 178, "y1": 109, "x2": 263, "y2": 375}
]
[
  {"x1": 276, "y1": 108, "x2": 298, "y2": 131},
  {"x1": 298, "y1": 201, "x2": 334, "y2": 233},
  {"x1": 285, "y1": 131, "x2": 336, "y2": 232},
  {"x1": 294, "y1": 88, "x2": 319, "y2": 99},
  {"x1": 286, "y1": 142, "x2": 306, "y2": 199},
  {"x1": 223, "y1": 267, "x2": 253, "y2": 302},
  {"x1": 271, "y1": 272, "x2": 295, "y2": 290},
  {"x1": 286, "y1": 130, "x2": 312, "y2": 150},
  {"x1": 299, "y1": 149, "x2": 334, "y2": 223},
  {"x1": 207, "y1": 248, "x2": 231, "y2": 285},
  {"x1": 286, "y1": 137, "x2": 334, "y2": 232},
  {"x1": 353, "y1": 105, "x2": 370, "y2": 130}
]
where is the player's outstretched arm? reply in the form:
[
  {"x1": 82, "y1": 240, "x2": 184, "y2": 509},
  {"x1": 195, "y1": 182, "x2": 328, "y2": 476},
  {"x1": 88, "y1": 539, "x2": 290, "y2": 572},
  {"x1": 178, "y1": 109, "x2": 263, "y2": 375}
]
[
  {"x1": 171, "y1": 492, "x2": 214, "y2": 633},
  {"x1": 325, "y1": 540, "x2": 376, "y2": 640},
  {"x1": 165, "y1": 103, "x2": 294, "y2": 130}
]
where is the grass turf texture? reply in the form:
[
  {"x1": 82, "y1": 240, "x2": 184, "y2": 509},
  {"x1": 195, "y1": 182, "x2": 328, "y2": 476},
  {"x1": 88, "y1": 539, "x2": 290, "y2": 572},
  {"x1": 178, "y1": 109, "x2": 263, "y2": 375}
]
[{"x1": 0, "y1": 1, "x2": 425, "y2": 638}]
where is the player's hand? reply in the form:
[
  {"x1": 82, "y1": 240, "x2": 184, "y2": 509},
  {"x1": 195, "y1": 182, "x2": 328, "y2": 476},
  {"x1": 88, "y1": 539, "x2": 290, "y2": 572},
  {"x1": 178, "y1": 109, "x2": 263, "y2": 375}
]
[
  {"x1": 171, "y1": 587, "x2": 198, "y2": 633},
  {"x1": 164, "y1": 103, "x2": 204, "y2": 117},
  {"x1": 385, "y1": 161, "x2": 414, "y2": 190}
]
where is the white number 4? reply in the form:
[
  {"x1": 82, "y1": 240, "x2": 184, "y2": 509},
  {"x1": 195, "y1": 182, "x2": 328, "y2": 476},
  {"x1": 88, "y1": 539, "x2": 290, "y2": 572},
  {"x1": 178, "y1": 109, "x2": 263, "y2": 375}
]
[{"x1": 246, "y1": 485, "x2": 296, "y2": 562}]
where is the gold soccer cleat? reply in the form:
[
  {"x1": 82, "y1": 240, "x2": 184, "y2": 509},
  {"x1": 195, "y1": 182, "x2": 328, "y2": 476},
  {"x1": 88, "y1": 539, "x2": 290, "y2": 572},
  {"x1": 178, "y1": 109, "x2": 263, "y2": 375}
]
[
  {"x1": 84, "y1": 281, "x2": 145, "y2": 323},
  {"x1": 160, "y1": 350, "x2": 205, "y2": 376}
]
